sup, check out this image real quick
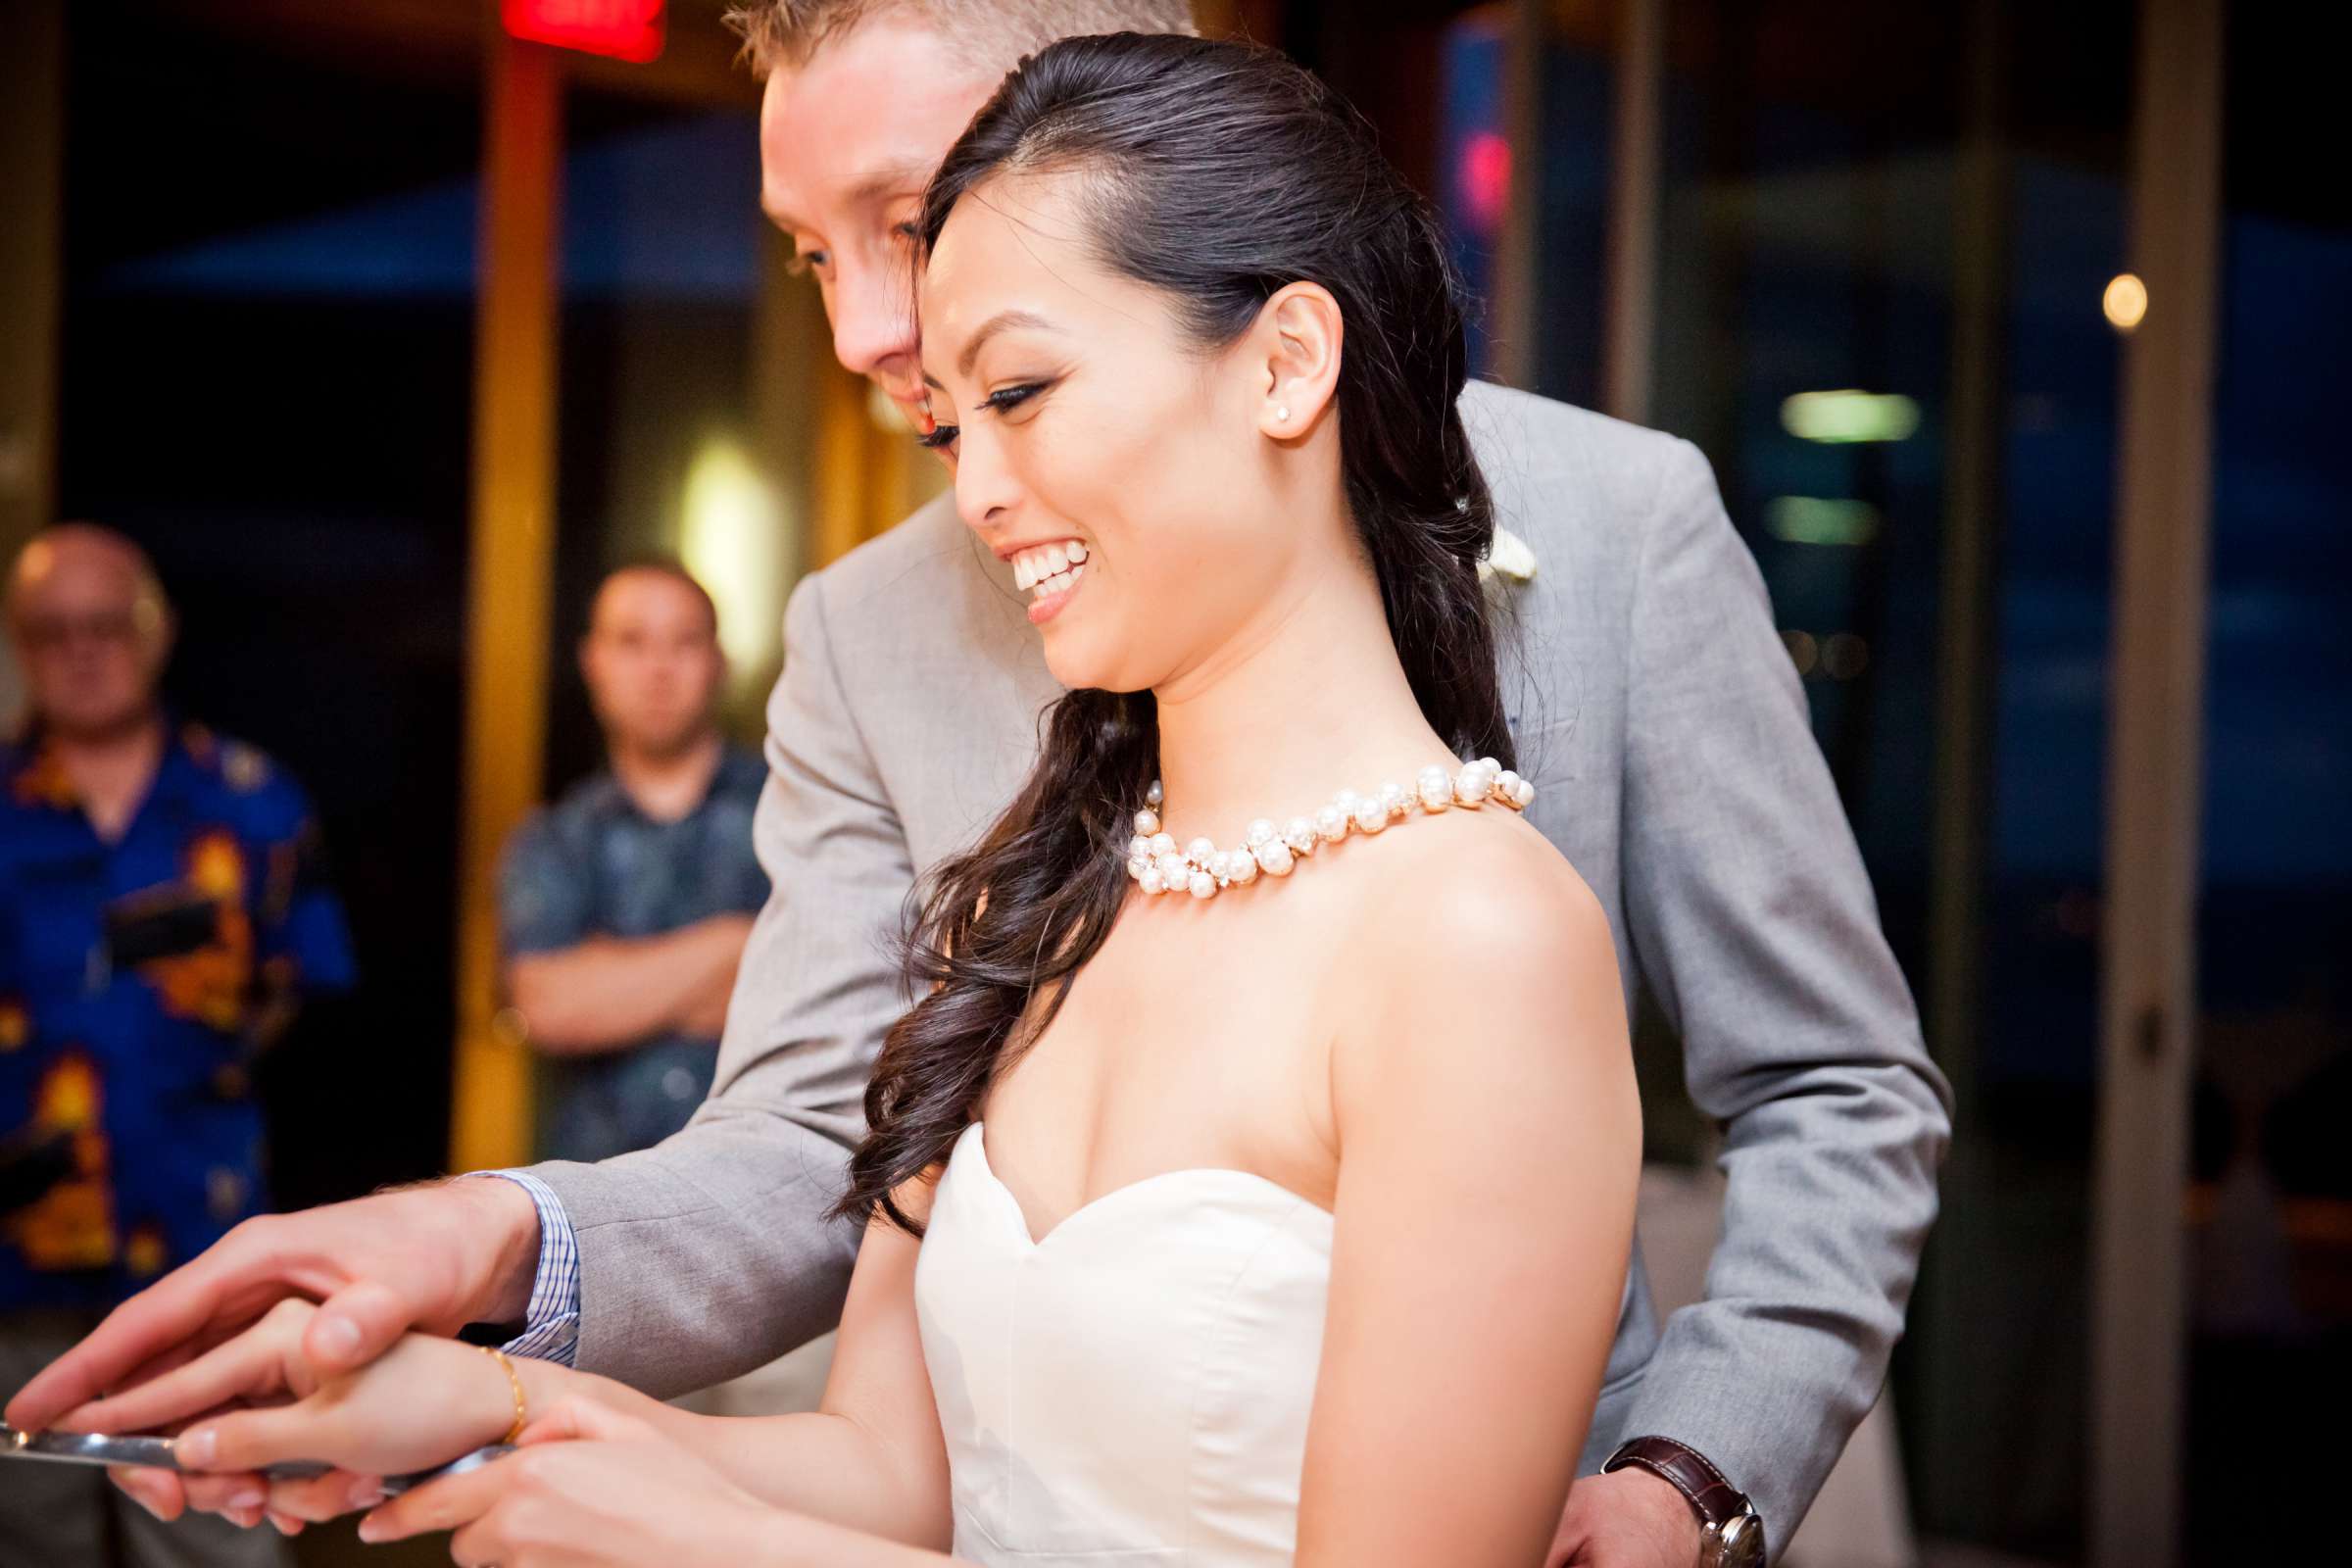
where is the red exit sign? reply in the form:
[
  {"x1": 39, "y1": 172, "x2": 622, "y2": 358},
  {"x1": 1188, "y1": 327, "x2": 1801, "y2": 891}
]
[{"x1": 503, "y1": 0, "x2": 666, "y2": 64}]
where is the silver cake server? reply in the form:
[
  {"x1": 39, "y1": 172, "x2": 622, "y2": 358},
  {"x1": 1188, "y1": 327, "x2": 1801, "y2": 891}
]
[{"x1": 0, "y1": 1423, "x2": 513, "y2": 1495}]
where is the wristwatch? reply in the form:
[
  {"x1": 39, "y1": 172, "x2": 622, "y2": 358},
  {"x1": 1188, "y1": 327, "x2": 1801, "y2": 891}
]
[{"x1": 1602, "y1": 1436, "x2": 1766, "y2": 1568}]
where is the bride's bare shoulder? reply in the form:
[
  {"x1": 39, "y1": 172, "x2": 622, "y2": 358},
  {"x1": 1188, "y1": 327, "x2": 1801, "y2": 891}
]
[
  {"x1": 1369, "y1": 805, "x2": 1605, "y2": 948},
  {"x1": 1340, "y1": 808, "x2": 1620, "y2": 1038}
]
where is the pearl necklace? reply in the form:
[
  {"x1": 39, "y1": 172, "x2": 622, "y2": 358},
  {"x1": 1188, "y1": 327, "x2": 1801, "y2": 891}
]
[{"x1": 1124, "y1": 758, "x2": 1536, "y2": 901}]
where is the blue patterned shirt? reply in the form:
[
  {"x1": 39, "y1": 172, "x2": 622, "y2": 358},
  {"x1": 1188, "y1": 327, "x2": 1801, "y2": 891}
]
[{"x1": 0, "y1": 720, "x2": 357, "y2": 1311}]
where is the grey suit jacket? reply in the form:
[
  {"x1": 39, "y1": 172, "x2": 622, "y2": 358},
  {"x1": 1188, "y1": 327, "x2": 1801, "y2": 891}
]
[{"x1": 529, "y1": 381, "x2": 1953, "y2": 1549}]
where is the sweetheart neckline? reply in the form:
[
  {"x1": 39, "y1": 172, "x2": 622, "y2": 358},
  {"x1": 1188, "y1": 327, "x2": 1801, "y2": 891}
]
[{"x1": 957, "y1": 1122, "x2": 1336, "y2": 1250}]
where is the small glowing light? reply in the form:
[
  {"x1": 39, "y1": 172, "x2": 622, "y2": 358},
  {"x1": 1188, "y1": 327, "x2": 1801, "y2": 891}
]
[
  {"x1": 1766, "y1": 497, "x2": 1882, "y2": 548},
  {"x1": 1458, "y1": 131, "x2": 1513, "y2": 231},
  {"x1": 679, "y1": 437, "x2": 785, "y2": 687},
  {"x1": 1781, "y1": 629, "x2": 1819, "y2": 676},
  {"x1": 2107, "y1": 274, "x2": 2144, "y2": 333},
  {"x1": 1823, "y1": 633, "x2": 1871, "y2": 681},
  {"x1": 1780, "y1": 390, "x2": 1921, "y2": 445},
  {"x1": 2103, "y1": 271, "x2": 2147, "y2": 332}
]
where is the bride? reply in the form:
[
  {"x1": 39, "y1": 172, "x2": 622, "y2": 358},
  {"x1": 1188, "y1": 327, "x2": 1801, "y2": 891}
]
[{"x1": 82, "y1": 33, "x2": 1639, "y2": 1568}]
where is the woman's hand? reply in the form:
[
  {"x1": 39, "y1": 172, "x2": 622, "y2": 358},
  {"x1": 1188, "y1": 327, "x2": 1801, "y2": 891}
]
[
  {"x1": 359, "y1": 1397, "x2": 778, "y2": 1568},
  {"x1": 62, "y1": 1298, "x2": 523, "y2": 1526}
]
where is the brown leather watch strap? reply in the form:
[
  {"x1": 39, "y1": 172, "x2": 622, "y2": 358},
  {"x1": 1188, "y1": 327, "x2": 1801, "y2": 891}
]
[{"x1": 1602, "y1": 1435, "x2": 1753, "y2": 1530}]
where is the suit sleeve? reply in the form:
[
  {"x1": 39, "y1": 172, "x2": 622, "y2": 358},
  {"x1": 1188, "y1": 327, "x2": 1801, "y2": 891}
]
[
  {"x1": 1614, "y1": 439, "x2": 1954, "y2": 1552},
  {"x1": 524, "y1": 570, "x2": 914, "y2": 1396}
]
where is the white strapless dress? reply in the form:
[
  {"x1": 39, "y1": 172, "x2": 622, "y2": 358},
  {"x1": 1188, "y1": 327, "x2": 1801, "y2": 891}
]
[{"x1": 914, "y1": 1123, "x2": 1335, "y2": 1565}]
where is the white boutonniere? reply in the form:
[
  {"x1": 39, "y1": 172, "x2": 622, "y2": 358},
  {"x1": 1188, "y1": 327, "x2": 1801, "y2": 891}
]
[{"x1": 1478, "y1": 526, "x2": 1538, "y2": 585}]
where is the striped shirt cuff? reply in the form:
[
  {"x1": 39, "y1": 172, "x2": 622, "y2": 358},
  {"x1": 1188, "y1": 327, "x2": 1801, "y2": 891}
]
[{"x1": 475, "y1": 1170, "x2": 581, "y2": 1368}]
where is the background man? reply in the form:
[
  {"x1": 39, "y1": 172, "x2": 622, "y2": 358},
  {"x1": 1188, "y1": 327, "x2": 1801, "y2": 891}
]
[
  {"x1": 0, "y1": 524, "x2": 354, "y2": 1566},
  {"x1": 500, "y1": 563, "x2": 767, "y2": 1164}
]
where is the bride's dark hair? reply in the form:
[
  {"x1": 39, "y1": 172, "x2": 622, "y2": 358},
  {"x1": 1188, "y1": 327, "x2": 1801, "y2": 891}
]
[{"x1": 837, "y1": 32, "x2": 1513, "y2": 1233}]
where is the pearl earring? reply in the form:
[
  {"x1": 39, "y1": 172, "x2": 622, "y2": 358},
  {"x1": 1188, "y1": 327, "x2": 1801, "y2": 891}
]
[{"x1": 1274, "y1": 405, "x2": 1291, "y2": 424}]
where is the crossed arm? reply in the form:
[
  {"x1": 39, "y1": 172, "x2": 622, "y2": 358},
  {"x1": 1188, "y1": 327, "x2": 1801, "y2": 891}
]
[{"x1": 506, "y1": 914, "x2": 756, "y2": 1054}]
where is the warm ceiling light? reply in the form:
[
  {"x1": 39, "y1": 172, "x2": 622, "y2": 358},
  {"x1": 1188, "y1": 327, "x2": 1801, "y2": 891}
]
[{"x1": 680, "y1": 437, "x2": 785, "y2": 687}]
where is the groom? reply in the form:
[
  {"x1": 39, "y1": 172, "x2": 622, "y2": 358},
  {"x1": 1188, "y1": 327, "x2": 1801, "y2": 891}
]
[{"x1": 10, "y1": 4, "x2": 1951, "y2": 1564}]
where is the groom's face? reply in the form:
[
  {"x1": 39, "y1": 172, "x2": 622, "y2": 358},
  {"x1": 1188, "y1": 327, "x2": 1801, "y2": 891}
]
[{"x1": 759, "y1": 17, "x2": 1003, "y2": 430}]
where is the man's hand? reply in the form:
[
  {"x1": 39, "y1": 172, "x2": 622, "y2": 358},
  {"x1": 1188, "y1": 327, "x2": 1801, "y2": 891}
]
[
  {"x1": 1546, "y1": 1467, "x2": 1706, "y2": 1568},
  {"x1": 3, "y1": 1175, "x2": 543, "y2": 1523}
]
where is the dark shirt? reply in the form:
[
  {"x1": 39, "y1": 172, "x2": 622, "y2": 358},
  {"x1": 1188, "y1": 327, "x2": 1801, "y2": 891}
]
[
  {"x1": 0, "y1": 720, "x2": 357, "y2": 1311},
  {"x1": 497, "y1": 745, "x2": 767, "y2": 1164}
]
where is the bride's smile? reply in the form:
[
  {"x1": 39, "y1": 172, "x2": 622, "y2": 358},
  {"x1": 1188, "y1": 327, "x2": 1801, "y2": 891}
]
[
  {"x1": 1000, "y1": 537, "x2": 1089, "y2": 622},
  {"x1": 915, "y1": 171, "x2": 1373, "y2": 704}
]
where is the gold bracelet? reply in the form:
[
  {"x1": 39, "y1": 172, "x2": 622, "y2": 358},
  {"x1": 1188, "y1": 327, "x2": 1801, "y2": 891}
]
[{"x1": 479, "y1": 1345, "x2": 527, "y2": 1445}]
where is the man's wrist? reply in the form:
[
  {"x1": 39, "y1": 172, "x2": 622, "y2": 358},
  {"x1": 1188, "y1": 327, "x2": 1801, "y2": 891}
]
[
  {"x1": 470, "y1": 1169, "x2": 583, "y2": 1367},
  {"x1": 1609, "y1": 1465, "x2": 1706, "y2": 1560},
  {"x1": 1602, "y1": 1436, "x2": 1765, "y2": 1568},
  {"x1": 457, "y1": 1173, "x2": 546, "y2": 1327}
]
